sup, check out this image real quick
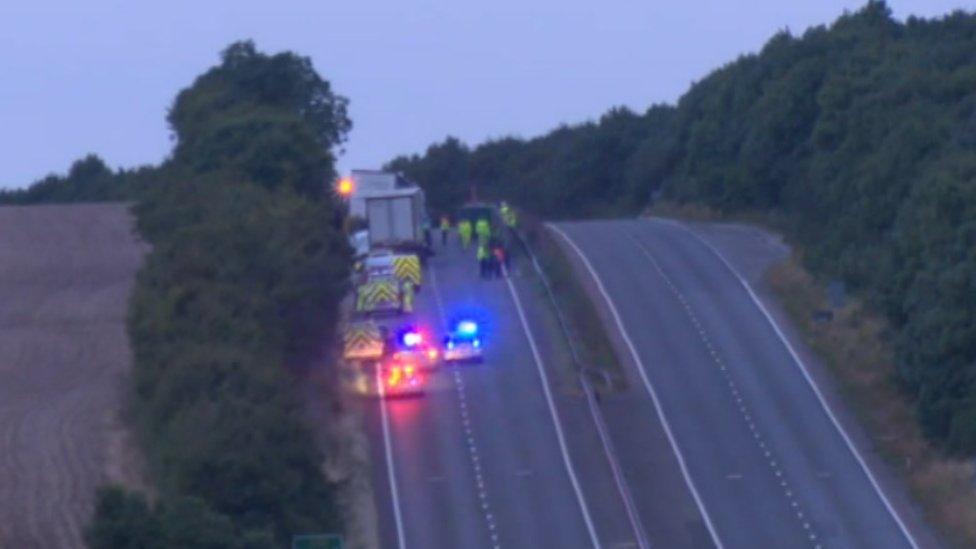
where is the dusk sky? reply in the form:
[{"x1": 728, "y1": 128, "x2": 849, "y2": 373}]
[{"x1": 0, "y1": 0, "x2": 968, "y2": 188}]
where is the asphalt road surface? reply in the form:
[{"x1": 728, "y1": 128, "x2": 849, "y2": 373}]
[
  {"x1": 361, "y1": 241, "x2": 608, "y2": 548},
  {"x1": 553, "y1": 218, "x2": 919, "y2": 549}
]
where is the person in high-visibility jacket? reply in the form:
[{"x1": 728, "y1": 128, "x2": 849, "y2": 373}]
[
  {"x1": 402, "y1": 280, "x2": 415, "y2": 313},
  {"x1": 439, "y1": 215, "x2": 451, "y2": 246},
  {"x1": 476, "y1": 243, "x2": 490, "y2": 279},
  {"x1": 475, "y1": 218, "x2": 491, "y2": 245},
  {"x1": 501, "y1": 203, "x2": 517, "y2": 229},
  {"x1": 458, "y1": 219, "x2": 473, "y2": 249}
]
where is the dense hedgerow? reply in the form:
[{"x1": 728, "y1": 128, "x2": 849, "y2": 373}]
[{"x1": 80, "y1": 41, "x2": 352, "y2": 546}]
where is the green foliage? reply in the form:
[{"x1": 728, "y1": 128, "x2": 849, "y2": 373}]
[
  {"x1": 385, "y1": 106, "x2": 654, "y2": 219},
  {"x1": 85, "y1": 486, "x2": 261, "y2": 549},
  {"x1": 170, "y1": 41, "x2": 350, "y2": 152},
  {"x1": 0, "y1": 155, "x2": 155, "y2": 204},
  {"x1": 126, "y1": 183, "x2": 349, "y2": 542},
  {"x1": 392, "y1": 3, "x2": 976, "y2": 453},
  {"x1": 86, "y1": 487, "x2": 163, "y2": 549},
  {"x1": 83, "y1": 41, "x2": 351, "y2": 544},
  {"x1": 168, "y1": 41, "x2": 350, "y2": 198}
]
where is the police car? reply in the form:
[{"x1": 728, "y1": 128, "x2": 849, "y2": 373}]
[
  {"x1": 392, "y1": 325, "x2": 441, "y2": 370},
  {"x1": 442, "y1": 320, "x2": 484, "y2": 363}
]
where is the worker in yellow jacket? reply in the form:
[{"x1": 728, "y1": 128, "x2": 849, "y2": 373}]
[
  {"x1": 500, "y1": 202, "x2": 517, "y2": 229},
  {"x1": 475, "y1": 218, "x2": 491, "y2": 246},
  {"x1": 458, "y1": 219, "x2": 473, "y2": 249}
]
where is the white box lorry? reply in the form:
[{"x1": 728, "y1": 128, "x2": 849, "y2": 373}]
[{"x1": 365, "y1": 187, "x2": 428, "y2": 251}]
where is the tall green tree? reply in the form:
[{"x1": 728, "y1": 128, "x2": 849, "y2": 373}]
[{"x1": 83, "y1": 41, "x2": 352, "y2": 545}]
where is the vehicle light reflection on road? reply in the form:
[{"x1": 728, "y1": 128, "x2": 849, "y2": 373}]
[{"x1": 384, "y1": 393, "x2": 424, "y2": 422}]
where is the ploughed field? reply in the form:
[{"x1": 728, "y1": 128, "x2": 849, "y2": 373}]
[{"x1": 0, "y1": 204, "x2": 147, "y2": 548}]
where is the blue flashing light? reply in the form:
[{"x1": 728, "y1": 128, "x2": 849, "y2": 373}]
[
  {"x1": 457, "y1": 320, "x2": 478, "y2": 336},
  {"x1": 402, "y1": 331, "x2": 422, "y2": 347},
  {"x1": 473, "y1": 338, "x2": 481, "y2": 348}
]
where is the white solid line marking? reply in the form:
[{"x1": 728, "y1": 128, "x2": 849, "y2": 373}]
[
  {"x1": 523, "y1": 223, "x2": 650, "y2": 549},
  {"x1": 549, "y1": 223, "x2": 724, "y2": 549},
  {"x1": 502, "y1": 263, "x2": 602, "y2": 548},
  {"x1": 376, "y1": 364, "x2": 407, "y2": 549},
  {"x1": 663, "y1": 218, "x2": 920, "y2": 549}
]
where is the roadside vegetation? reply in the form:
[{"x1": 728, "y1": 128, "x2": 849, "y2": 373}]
[
  {"x1": 766, "y1": 255, "x2": 976, "y2": 546},
  {"x1": 97, "y1": 41, "x2": 351, "y2": 547},
  {"x1": 0, "y1": 154, "x2": 158, "y2": 204},
  {"x1": 513, "y1": 214, "x2": 626, "y2": 392},
  {"x1": 390, "y1": 3, "x2": 976, "y2": 459},
  {"x1": 3, "y1": 42, "x2": 353, "y2": 546}
]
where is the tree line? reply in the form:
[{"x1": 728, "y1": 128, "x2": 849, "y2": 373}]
[
  {"x1": 388, "y1": 2, "x2": 976, "y2": 454},
  {"x1": 2, "y1": 42, "x2": 353, "y2": 546}
]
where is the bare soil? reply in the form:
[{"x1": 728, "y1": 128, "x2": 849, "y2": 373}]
[{"x1": 0, "y1": 203, "x2": 148, "y2": 549}]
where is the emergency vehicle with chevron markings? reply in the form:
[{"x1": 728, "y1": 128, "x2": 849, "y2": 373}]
[
  {"x1": 343, "y1": 321, "x2": 385, "y2": 361},
  {"x1": 355, "y1": 276, "x2": 404, "y2": 315},
  {"x1": 363, "y1": 250, "x2": 422, "y2": 291},
  {"x1": 341, "y1": 320, "x2": 427, "y2": 397}
]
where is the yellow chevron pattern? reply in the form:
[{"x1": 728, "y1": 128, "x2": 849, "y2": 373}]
[
  {"x1": 357, "y1": 279, "x2": 401, "y2": 311},
  {"x1": 343, "y1": 322, "x2": 383, "y2": 359},
  {"x1": 392, "y1": 254, "x2": 421, "y2": 286}
]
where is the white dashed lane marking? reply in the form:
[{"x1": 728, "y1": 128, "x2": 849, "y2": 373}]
[
  {"x1": 625, "y1": 229, "x2": 822, "y2": 549},
  {"x1": 431, "y1": 268, "x2": 501, "y2": 549}
]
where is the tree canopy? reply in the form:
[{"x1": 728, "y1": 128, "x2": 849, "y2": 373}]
[{"x1": 75, "y1": 42, "x2": 352, "y2": 546}]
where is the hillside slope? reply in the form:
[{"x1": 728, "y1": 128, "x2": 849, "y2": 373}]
[{"x1": 0, "y1": 203, "x2": 147, "y2": 548}]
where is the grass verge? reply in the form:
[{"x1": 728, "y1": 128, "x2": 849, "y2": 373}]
[
  {"x1": 652, "y1": 200, "x2": 976, "y2": 547},
  {"x1": 768, "y1": 256, "x2": 976, "y2": 547},
  {"x1": 513, "y1": 213, "x2": 626, "y2": 393}
]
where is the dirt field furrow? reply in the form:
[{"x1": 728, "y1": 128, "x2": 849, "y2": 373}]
[{"x1": 0, "y1": 203, "x2": 148, "y2": 549}]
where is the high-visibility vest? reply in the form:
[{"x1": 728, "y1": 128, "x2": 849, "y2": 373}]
[
  {"x1": 477, "y1": 245, "x2": 489, "y2": 260},
  {"x1": 458, "y1": 220, "x2": 472, "y2": 235},
  {"x1": 475, "y1": 219, "x2": 490, "y2": 238}
]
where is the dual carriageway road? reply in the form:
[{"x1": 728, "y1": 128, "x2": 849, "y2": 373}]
[{"x1": 360, "y1": 217, "x2": 933, "y2": 548}]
